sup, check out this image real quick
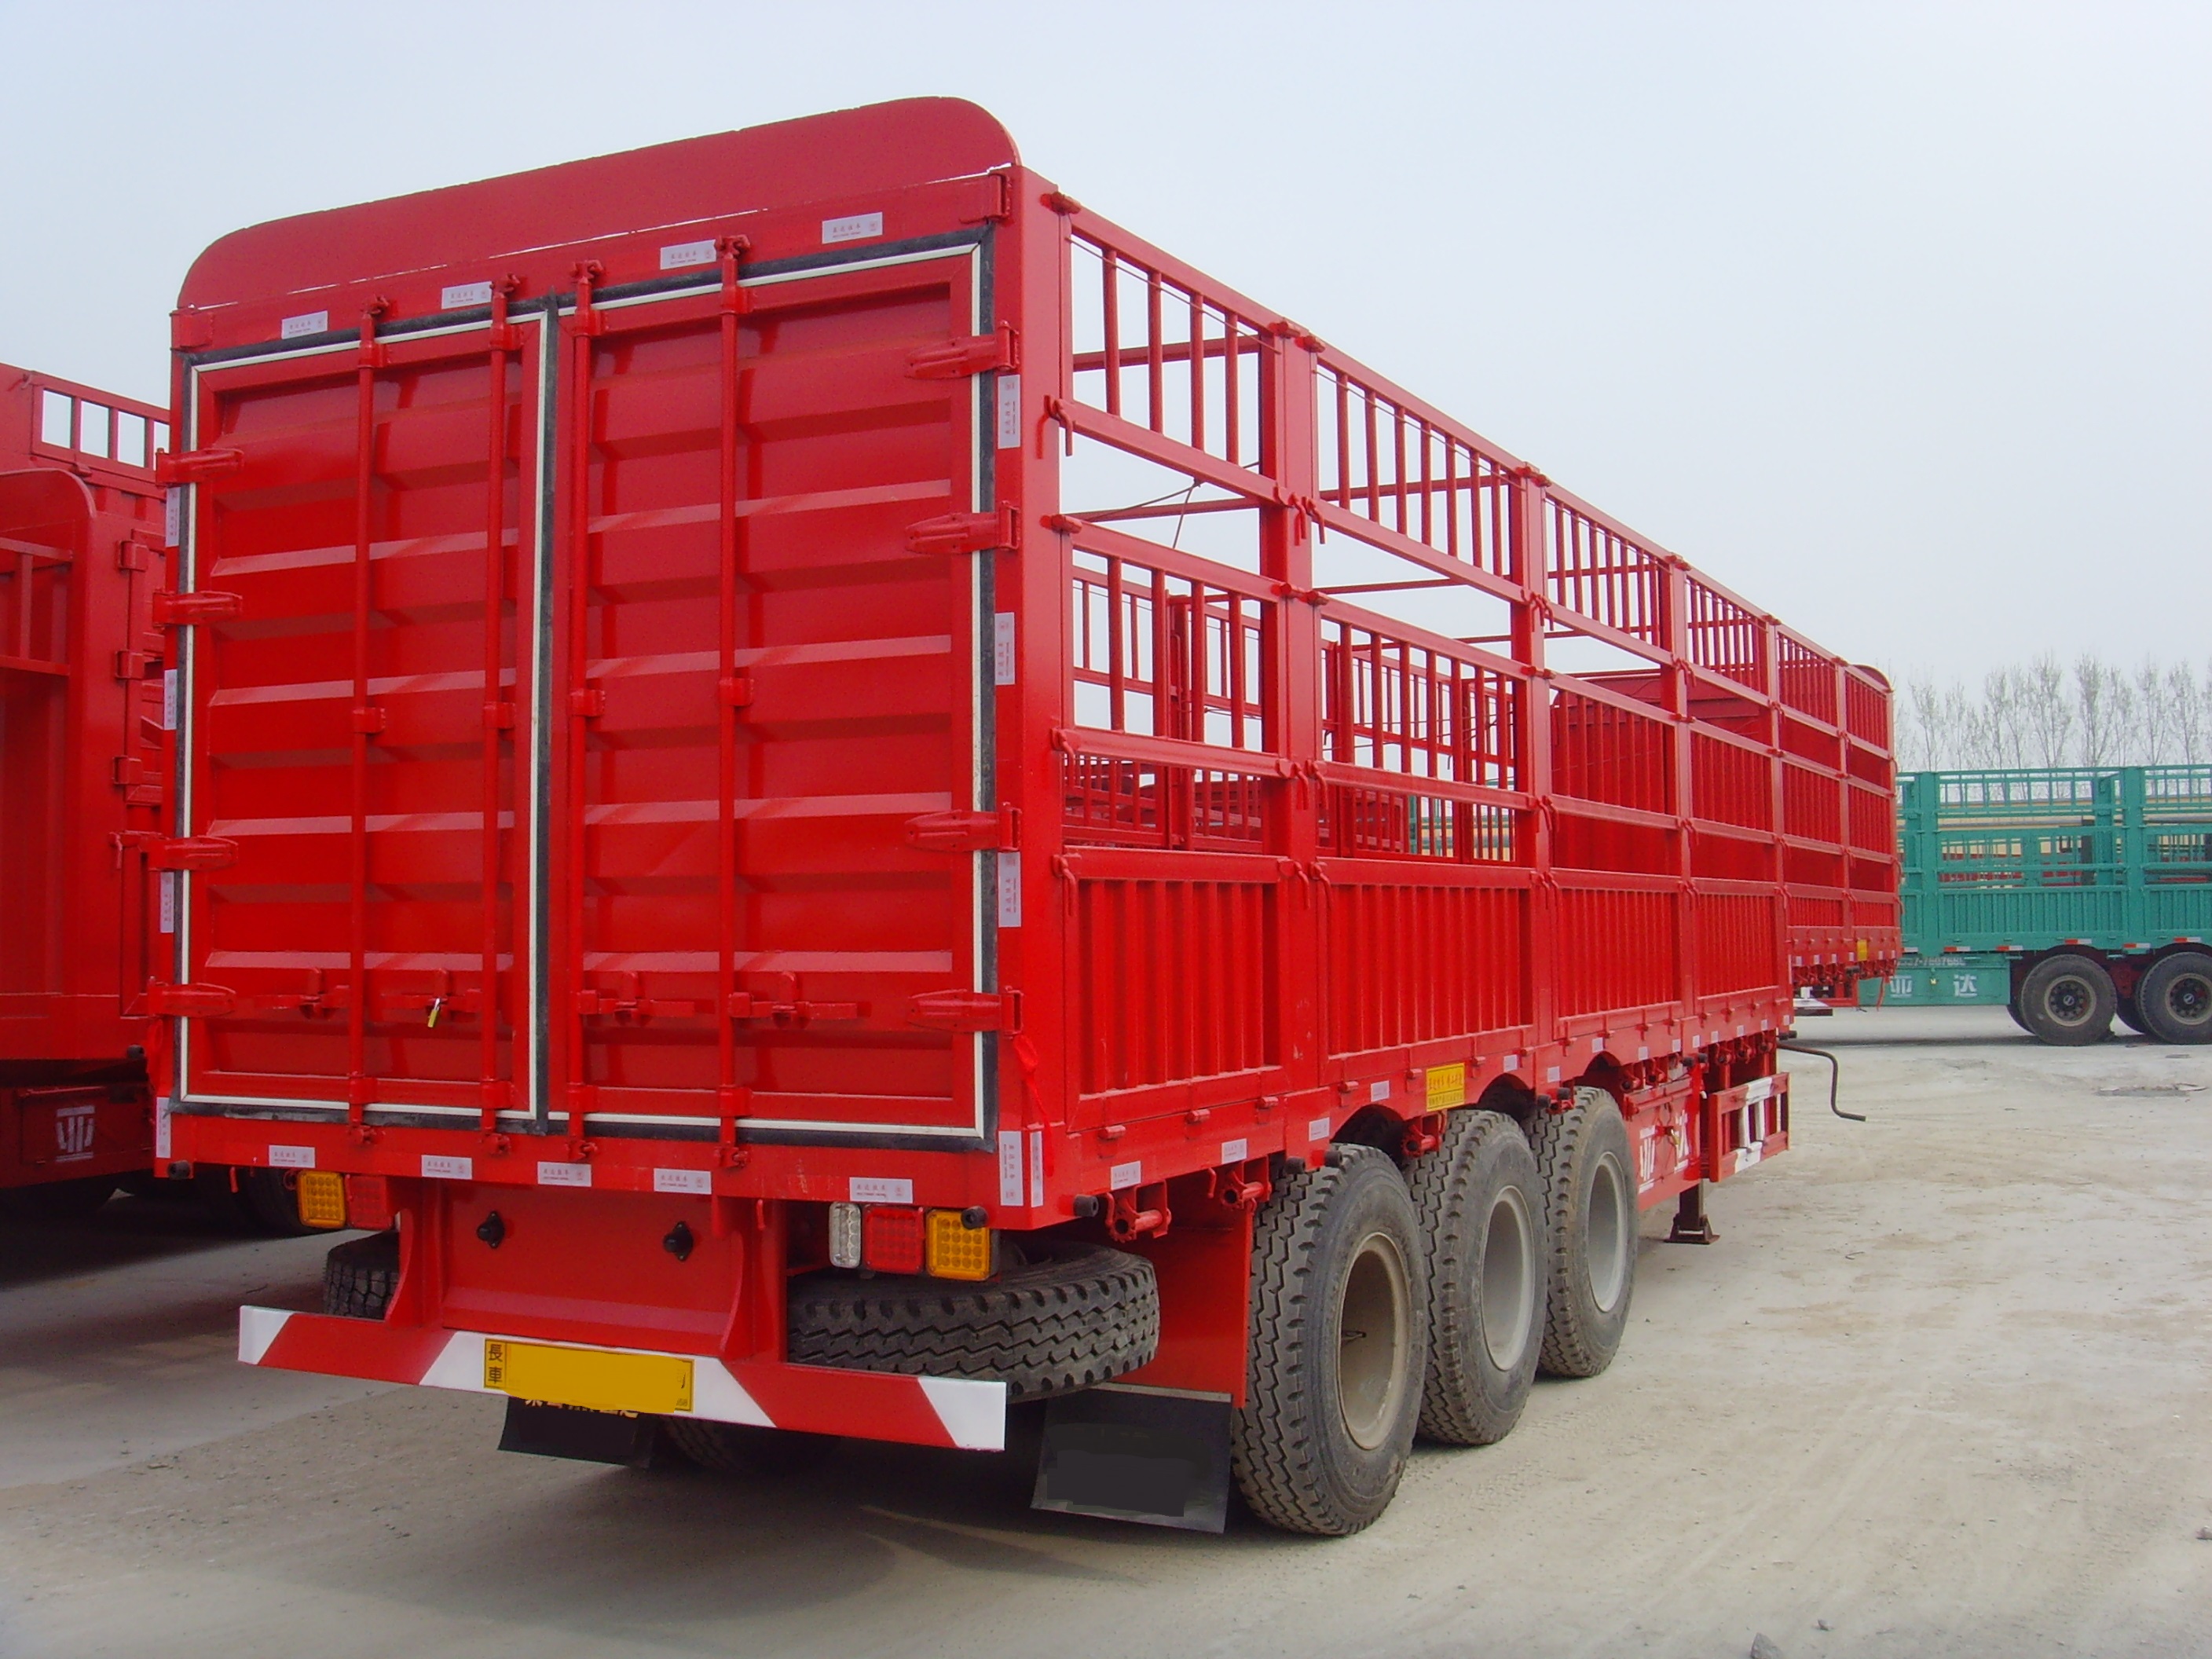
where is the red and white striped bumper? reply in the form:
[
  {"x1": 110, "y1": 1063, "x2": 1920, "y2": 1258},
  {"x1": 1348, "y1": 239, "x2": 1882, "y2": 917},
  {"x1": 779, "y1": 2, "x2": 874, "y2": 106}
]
[{"x1": 238, "y1": 1307, "x2": 1006, "y2": 1451}]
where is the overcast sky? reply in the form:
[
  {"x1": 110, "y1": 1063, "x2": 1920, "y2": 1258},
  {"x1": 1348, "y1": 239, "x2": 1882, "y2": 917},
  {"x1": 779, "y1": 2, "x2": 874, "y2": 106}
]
[{"x1": 2, "y1": 1, "x2": 2202, "y2": 681}]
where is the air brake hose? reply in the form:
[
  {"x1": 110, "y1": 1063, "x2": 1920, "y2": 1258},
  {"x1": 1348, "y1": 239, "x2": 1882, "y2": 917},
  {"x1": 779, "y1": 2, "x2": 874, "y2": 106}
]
[{"x1": 1777, "y1": 1040, "x2": 1863, "y2": 1122}]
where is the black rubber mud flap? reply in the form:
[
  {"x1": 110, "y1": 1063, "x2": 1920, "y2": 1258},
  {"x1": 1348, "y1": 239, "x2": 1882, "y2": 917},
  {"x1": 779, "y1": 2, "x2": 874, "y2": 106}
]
[
  {"x1": 1031, "y1": 1385, "x2": 1232, "y2": 1533},
  {"x1": 497, "y1": 1399, "x2": 663, "y2": 1468}
]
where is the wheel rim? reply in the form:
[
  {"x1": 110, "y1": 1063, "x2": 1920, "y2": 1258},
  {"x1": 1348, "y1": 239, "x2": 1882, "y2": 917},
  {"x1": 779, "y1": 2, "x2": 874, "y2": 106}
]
[
  {"x1": 1479, "y1": 1185, "x2": 1536, "y2": 1372},
  {"x1": 2160, "y1": 970, "x2": 2212, "y2": 1029},
  {"x1": 2044, "y1": 973, "x2": 2097, "y2": 1027},
  {"x1": 1338, "y1": 1230, "x2": 1412, "y2": 1450},
  {"x1": 1586, "y1": 1153, "x2": 1629, "y2": 1314}
]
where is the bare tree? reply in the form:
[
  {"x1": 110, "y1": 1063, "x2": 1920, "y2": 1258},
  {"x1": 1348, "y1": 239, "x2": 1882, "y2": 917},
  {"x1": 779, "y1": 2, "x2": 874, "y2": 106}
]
[
  {"x1": 2023, "y1": 654, "x2": 2075, "y2": 768},
  {"x1": 2137, "y1": 660, "x2": 2175, "y2": 765},
  {"x1": 2178, "y1": 661, "x2": 2212, "y2": 766},
  {"x1": 1983, "y1": 665, "x2": 2029, "y2": 768}
]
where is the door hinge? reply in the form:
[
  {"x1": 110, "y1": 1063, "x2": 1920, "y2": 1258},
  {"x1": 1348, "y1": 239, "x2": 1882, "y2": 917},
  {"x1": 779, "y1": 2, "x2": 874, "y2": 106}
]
[
  {"x1": 148, "y1": 983, "x2": 235, "y2": 1017},
  {"x1": 906, "y1": 988, "x2": 1021, "y2": 1034},
  {"x1": 905, "y1": 507, "x2": 1019, "y2": 557},
  {"x1": 958, "y1": 172, "x2": 1015, "y2": 224},
  {"x1": 148, "y1": 837, "x2": 238, "y2": 871},
  {"x1": 152, "y1": 590, "x2": 242, "y2": 627},
  {"x1": 907, "y1": 323, "x2": 1019, "y2": 379},
  {"x1": 903, "y1": 807, "x2": 1019, "y2": 854},
  {"x1": 570, "y1": 687, "x2": 606, "y2": 719},
  {"x1": 152, "y1": 448, "x2": 243, "y2": 486}
]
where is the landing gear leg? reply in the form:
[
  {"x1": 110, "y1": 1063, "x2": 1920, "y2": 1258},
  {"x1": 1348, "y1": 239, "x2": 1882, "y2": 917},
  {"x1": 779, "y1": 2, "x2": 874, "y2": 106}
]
[{"x1": 1668, "y1": 1182, "x2": 1717, "y2": 1246}]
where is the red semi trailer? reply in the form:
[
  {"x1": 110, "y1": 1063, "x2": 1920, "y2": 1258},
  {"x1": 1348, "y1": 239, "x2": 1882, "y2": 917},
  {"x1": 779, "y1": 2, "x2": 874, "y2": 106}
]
[
  {"x1": 158, "y1": 99, "x2": 1898, "y2": 1533},
  {"x1": 1, "y1": 366, "x2": 309, "y2": 1230},
  {"x1": 0, "y1": 366, "x2": 173, "y2": 1216}
]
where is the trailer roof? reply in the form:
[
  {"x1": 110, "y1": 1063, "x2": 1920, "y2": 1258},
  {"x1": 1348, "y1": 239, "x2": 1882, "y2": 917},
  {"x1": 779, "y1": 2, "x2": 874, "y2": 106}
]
[{"x1": 178, "y1": 97, "x2": 1018, "y2": 313}]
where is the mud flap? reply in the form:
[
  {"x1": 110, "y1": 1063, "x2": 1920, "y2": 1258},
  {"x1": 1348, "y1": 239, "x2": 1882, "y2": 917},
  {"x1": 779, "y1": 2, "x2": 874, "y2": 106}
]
[
  {"x1": 497, "y1": 1399, "x2": 663, "y2": 1467},
  {"x1": 1031, "y1": 1384, "x2": 1232, "y2": 1533}
]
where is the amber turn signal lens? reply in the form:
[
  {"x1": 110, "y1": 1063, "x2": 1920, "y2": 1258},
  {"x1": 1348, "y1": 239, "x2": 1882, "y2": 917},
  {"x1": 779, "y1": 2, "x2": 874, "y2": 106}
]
[
  {"x1": 295, "y1": 1169, "x2": 347, "y2": 1229},
  {"x1": 925, "y1": 1208, "x2": 992, "y2": 1280}
]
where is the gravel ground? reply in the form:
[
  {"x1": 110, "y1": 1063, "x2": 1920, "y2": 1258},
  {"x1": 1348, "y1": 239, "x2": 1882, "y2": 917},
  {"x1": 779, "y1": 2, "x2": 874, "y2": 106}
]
[{"x1": 2, "y1": 1006, "x2": 2209, "y2": 1658}]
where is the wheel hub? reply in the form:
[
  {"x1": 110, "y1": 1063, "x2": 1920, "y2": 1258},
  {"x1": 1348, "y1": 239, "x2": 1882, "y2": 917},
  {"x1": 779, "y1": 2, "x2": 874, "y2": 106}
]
[{"x1": 1338, "y1": 1231, "x2": 1411, "y2": 1450}]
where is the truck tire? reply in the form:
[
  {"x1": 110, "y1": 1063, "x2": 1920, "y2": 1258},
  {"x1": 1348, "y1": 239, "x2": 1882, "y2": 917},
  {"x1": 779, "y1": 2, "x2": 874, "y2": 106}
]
[
  {"x1": 661, "y1": 1419, "x2": 837, "y2": 1478},
  {"x1": 2017, "y1": 954, "x2": 2115, "y2": 1046},
  {"x1": 1529, "y1": 1087, "x2": 1636, "y2": 1379},
  {"x1": 324, "y1": 1231, "x2": 399, "y2": 1319},
  {"x1": 2137, "y1": 951, "x2": 2212, "y2": 1045},
  {"x1": 2116, "y1": 990, "x2": 2151, "y2": 1037},
  {"x1": 236, "y1": 1168, "x2": 317, "y2": 1236},
  {"x1": 1232, "y1": 1145, "x2": 1428, "y2": 1536},
  {"x1": 0, "y1": 1177, "x2": 118, "y2": 1221},
  {"x1": 785, "y1": 1240, "x2": 1156, "y2": 1402},
  {"x1": 192, "y1": 1165, "x2": 312, "y2": 1234},
  {"x1": 1406, "y1": 1110, "x2": 1542, "y2": 1446}
]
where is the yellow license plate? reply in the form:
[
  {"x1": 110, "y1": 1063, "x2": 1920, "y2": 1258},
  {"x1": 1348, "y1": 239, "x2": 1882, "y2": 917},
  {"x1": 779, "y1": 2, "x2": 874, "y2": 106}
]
[{"x1": 482, "y1": 1339, "x2": 694, "y2": 1415}]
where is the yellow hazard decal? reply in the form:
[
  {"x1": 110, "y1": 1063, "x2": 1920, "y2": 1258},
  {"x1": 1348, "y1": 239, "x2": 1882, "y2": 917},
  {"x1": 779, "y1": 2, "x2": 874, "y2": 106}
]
[{"x1": 1426, "y1": 1062, "x2": 1467, "y2": 1111}]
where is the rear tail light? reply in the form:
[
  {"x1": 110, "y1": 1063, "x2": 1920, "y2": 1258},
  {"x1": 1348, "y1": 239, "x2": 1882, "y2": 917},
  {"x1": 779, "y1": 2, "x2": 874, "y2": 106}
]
[
  {"x1": 861, "y1": 1205, "x2": 925, "y2": 1275},
  {"x1": 925, "y1": 1209, "x2": 992, "y2": 1280},
  {"x1": 343, "y1": 1174, "x2": 394, "y2": 1231},
  {"x1": 828, "y1": 1201, "x2": 863, "y2": 1268},
  {"x1": 295, "y1": 1170, "x2": 347, "y2": 1229}
]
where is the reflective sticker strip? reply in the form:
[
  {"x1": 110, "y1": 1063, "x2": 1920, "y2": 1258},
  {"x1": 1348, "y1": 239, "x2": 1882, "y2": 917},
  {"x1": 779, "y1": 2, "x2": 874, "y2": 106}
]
[
  {"x1": 422, "y1": 1154, "x2": 473, "y2": 1180},
  {"x1": 851, "y1": 1176, "x2": 914, "y2": 1204},
  {"x1": 236, "y1": 1309, "x2": 1004, "y2": 1448},
  {"x1": 537, "y1": 1161, "x2": 592, "y2": 1188},
  {"x1": 1108, "y1": 1160, "x2": 1142, "y2": 1191},
  {"x1": 997, "y1": 1130, "x2": 1024, "y2": 1207},
  {"x1": 654, "y1": 1168, "x2": 712, "y2": 1196},
  {"x1": 268, "y1": 1144, "x2": 315, "y2": 1169},
  {"x1": 280, "y1": 311, "x2": 328, "y2": 339},
  {"x1": 822, "y1": 211, "x2": 884, "y2": 244}
]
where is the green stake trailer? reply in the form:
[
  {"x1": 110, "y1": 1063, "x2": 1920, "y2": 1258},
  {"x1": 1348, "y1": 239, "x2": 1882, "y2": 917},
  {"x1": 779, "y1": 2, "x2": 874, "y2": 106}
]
[{"x1": 1860, "y1": 767, "x2": 2212, "y2": 1044}]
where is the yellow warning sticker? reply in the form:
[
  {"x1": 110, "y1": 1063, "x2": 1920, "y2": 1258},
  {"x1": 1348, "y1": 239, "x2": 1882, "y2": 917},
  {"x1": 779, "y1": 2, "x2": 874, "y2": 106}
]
[
  {"x1": 1426, "y1": 1063, "x2": 1467, "y2": 1111},
  {"x1": 483, "y1": 1339, "x2": 694, "y2": 1416}
]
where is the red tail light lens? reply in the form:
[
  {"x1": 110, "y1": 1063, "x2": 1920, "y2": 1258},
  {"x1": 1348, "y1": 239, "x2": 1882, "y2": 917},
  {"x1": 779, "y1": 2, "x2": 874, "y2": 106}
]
[{"x1": 861, "y1": 1204, "x2": 925, "y2": 1275}]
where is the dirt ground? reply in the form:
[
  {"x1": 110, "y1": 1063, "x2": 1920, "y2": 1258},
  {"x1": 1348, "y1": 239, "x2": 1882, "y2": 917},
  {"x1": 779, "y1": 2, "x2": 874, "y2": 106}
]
[{"x1": 2, "y1": 1007, "x2": 2209, "y2": 1658}]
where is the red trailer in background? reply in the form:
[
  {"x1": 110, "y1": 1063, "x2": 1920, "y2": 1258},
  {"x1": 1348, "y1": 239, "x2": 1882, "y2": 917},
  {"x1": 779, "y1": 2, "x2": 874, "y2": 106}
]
[
  {"x1": 159, "y1": 99, "x2": 1899, "y2": 1533},
  {"x1": 0, "y1": 368, "x2": 312, "y2": 1230},
  {"x1": 0, "y1": 367, "x2": 170, "y2": 1216}
]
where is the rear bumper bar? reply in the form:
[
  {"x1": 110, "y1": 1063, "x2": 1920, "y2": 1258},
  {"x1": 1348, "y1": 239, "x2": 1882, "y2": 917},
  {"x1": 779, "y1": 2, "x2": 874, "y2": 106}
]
[{"x1": 238, "y1": 1306, "x2": 1006, "y2": 1451}]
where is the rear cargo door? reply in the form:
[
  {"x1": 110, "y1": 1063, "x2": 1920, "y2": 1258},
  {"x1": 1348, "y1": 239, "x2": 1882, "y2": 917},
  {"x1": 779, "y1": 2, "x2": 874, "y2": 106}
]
[
  {"x1": 172, "y1": 310, "x2": 545, "y2": 1124},
  {"x1": 551, "y1": 244, "x2": 999, "y2": 1145}
]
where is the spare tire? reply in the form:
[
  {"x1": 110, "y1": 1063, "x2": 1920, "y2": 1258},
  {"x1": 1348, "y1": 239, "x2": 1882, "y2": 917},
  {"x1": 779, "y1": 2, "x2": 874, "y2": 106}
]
[
  {"x1": 324, "y1": 1230, "x2": 399, "y2": 1319},
  {"x1": 786, "y1": 1240, "x2": 1157, "y2": 1401}
]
